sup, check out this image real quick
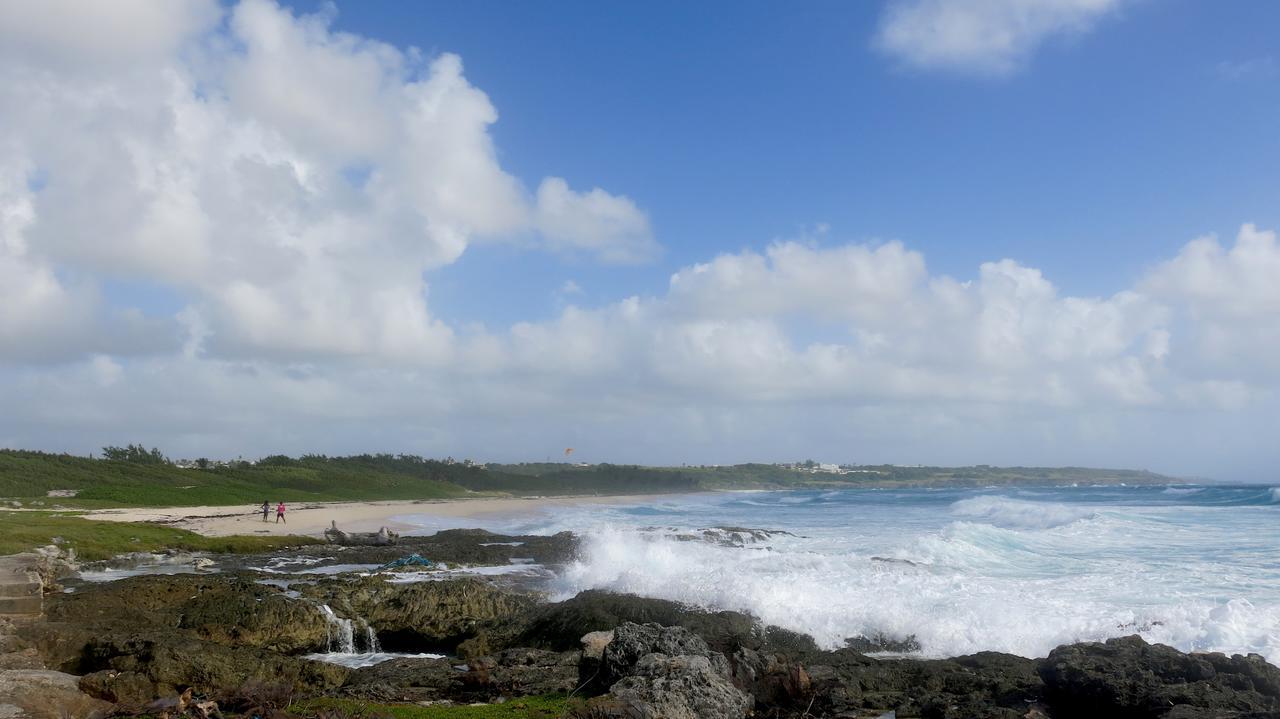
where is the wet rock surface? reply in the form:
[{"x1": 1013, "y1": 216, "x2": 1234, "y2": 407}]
[
  {"x1": 1039, "y1": 635, "x2": 1280, "y2": 719},
  {"x1": 0, "y1": 669, "x2": 111, "y2": 719},
  {"x1": 240, "y1": 527, "x2": 578, "y2": 571},
  {"x1": 339, "y1": 648, "x2": 579, "y2": 703},
  {"x1": 799, "y1": 647, "x2": 1045, "y2": 719},
  {"x1": 339, "y1": 655, "x2": 458, "y2": 702},
  {"x1": 45, "y1": 574, "x2": 332, "y2": 653},
  {"x1": 571, "y1": 622, "x2": 752, "y2": 719},
  {"x1": 515, "y1": 588, "x2": 818, "y2": 656},
  {"x1": 4, "y1": 529, "x2": 1280, "y2": 719},
  {"x1": 302, "y1": 574, "x2": 539, "y2": 653}
]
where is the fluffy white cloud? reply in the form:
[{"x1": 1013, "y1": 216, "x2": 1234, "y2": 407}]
[
  {"x1": 1142, "y1": 224, "x2": 1280, "y2": 384},
  {"x1": 490, "y1": 240, "x2": 1172, "y2": 410},
  {"x1": 875, "y1": 0, "x2": 1124, "y2": 75},
  {"x1": 1, "y1": 1, "x2": 1277, "y2": 478},
  {"x1": 0, "y1": 0, "x2": 653, "y2": 364},
  {"x1": 2, "y1": 217, "x2": 1274, "y2": 476},
  {"x1": 535, "y1": 178, "x2": 657, "y2": 264},
  {"x1": 0, "y1": 0, "x2": 221, "y2": 70}
]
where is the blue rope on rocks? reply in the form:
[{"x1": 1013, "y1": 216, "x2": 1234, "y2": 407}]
[{"x1": 378, "y1": 553, "x2": 434, "y2": 570}]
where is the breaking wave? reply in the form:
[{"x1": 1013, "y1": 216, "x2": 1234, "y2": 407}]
[
  {"x1": 532, "y1": 485, "x2": 1280, "y2": 663},
  {"x1": 551, "y1": 524, "x2": 1280, "y2": 662},
  {"x1": 948, "y1": 496, "x2": 1097, "y2": 529}
]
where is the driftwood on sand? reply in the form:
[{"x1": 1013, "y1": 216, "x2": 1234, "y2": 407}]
[{"x1": 324, "y1": 520, "x2": 399, "y2": 546}]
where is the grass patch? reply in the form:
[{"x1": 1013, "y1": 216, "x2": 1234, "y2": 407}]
[
  {"x1": 0, "y1": 511, "x2": 321, "y2": 561},
  {"x1": 290, "y1": 696, "x2": 571, "y2": 718}
]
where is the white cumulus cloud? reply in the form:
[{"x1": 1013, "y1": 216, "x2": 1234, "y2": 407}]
[
  {"x1": 1, "y1": 1, "x2": 1277, "y2": 479},
  {"x1": 875, "y1": 0, "x2": 1125, "y2": 75},
  {"x1": 0, "y1": 0, "x2": 655, "y2": 364},
  {"x1": 535, "y1": 177, "x2": 658, "y2": 264}
]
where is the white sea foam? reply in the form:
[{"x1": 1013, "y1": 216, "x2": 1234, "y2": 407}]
[
  {"x1": 948, "y1": 496, "x2": 1097, "y2": 529},
  {"x1": 304, "y1": 651, "x2": 445, "y2": 668},
  {"x1": 553, "y1": 526, "x2": 1099, "y2": 657},
  {"x1": 76, "y1": 485, "x2": 1278, "y2": 662},
  {"x1": 543, "y1": 487, "x2": 1280, "y2": 662}
]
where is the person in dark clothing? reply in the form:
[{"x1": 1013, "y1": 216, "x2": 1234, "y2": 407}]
[{"x1": 261, "y1": 500, "x2": 270, "y2": 522}]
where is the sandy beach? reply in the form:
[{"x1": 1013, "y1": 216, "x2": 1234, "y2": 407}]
[{"x1": 83, "y1": 493, "x2": 671, "y2": 537}]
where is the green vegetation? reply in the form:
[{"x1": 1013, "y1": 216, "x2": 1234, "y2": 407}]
[
  {"x1": 0, "y1": 447, "x2": 1178, "y2": 511},
  {"x1": 99, "y1": 444, "x2": 168, "y2": 464},
  {"x1": 290, "y1": 695, "x2": 570, "y2": 718},
  {"x1": 0, "y1": 450, "x2": 474, "y2": 508},
  {"x1": 0, "y1": 450, "x2": 699, "y2": 508},
  {"x1": 0, "y1": 511, "x2": 320, "y2": 561}
]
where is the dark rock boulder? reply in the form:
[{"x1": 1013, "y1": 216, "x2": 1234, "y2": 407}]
[
  {"x1": 607, "y1": 653, "x2": 754, "y2": 719},
  {"x1": 72, "y1": 633, "x2": 348, "y2": 704},
  {"x1": 340, "y1": 648, "x2": 579, "y2": 704},
  {"x1": 801, "y1": 647, "x2": 1043, "y2": 719},
  {"x1": 517, "y1": 590, "x2": 817, "y2": 657},
  {"x1": 0, "y1": 669, "x2": 111, "y2": 719},
  {"x1": 46, "y1": 574, "x2": 331, "y2": 653},
  {"x1": 45, "y1": 574, "x2": 206, "y2": 629},
  {"x1": 305, "y1": 576, "x2": 537, "y2": 654},
  {"x1": 570, "y1": 622, "x2": 752, "y2": 719},
  {"x1": 340, "y1": 656, "x2": 459, "y2": 702},
  {"x1": 1039, "y1": 635, "x2": 1280, "y2": 718},
  {"x1": 177, "y1": 580, "x2": 331, "y2": 653},
  {"x1": 76, "y1": 669, "x2": 156, "y2": 707},
  {"x1": 730, "y1": 646, "x2": 813, "y2": 709},
  {"x1": 458, "y1": 647, "x2": 580, "y2": 700},
  {"x1": 598, "y1": 622, "x2": 730, "y2": 687},
  {"x1": 271, "y1": 528, "x2": 578, "y2": 569},
  {"x1": 16, "y1": 622, "x2": 102, "y2": 674}
]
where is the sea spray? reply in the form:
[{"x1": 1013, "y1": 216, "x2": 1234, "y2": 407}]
[{"x1": 525, "y1": 485, "x2": 1280, "y2": 662}]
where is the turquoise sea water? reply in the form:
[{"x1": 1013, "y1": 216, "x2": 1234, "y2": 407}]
[{"x1": 400, "y1": 484, "x2": 1280, "y2": 661}]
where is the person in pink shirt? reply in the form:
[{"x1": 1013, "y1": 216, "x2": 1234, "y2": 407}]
[{"x1": 275, "y1": 501, "x2": 286, "y2": 523}]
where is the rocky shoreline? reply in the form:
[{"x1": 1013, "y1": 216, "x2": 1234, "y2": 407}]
[{"x1": 1, "y1": 529, "x2": 1278, "y2": 718}]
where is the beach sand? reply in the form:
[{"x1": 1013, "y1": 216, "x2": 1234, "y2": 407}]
[{"x1": 83, "y1": 494, "x2": 668, "y2": 537}]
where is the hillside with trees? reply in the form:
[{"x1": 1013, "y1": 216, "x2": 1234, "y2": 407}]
[{"x1": 0, "y1": 447, "x2": 1179, "y2": 509}]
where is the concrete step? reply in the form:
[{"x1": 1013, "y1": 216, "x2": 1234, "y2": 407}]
[
  {"x1": 0, "y1": 582, "x2": 41, "y2": 598},
  {"x1": 0, "y1": 596, "x2": 43, "y2": 615},
  {"x1": 0, "y1": 554, "x2": 45, "y2": 617},
  {"x1": 0, "y1": 555, "x2": 40, "y2": 575}
]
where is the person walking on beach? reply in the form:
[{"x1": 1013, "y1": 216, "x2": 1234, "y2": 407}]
[
  {"x1": 261, "y1": 500, "x2": 270, "y2": 522},
  {"x1": 275, "y1": 501, "x2": 286, "y2": 524}
]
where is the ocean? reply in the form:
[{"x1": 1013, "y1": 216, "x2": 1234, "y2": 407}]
[{"x1": 400, "y1": 484, "x2": 1280, "y2": 662}]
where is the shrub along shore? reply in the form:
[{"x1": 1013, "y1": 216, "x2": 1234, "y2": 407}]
[{"x1": 1, "y1": 447, "x2": 1179, "y2": 511}]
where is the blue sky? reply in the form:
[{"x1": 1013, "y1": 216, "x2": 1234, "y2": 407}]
[
  {"x1": 291, "y1": 0, "x2": 1280, "y2": 324},
  {"x1": 2, "y1": 0, "x2": 1279, "y2": 479}
]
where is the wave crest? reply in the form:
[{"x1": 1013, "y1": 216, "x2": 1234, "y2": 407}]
[{"x1": 949, "y1": 496, "x2": 1097, "y2": 529}]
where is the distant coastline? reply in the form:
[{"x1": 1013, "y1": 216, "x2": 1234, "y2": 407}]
[{"x1": 1, "y1": 447, "x2": 1184, "y2": 512}]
